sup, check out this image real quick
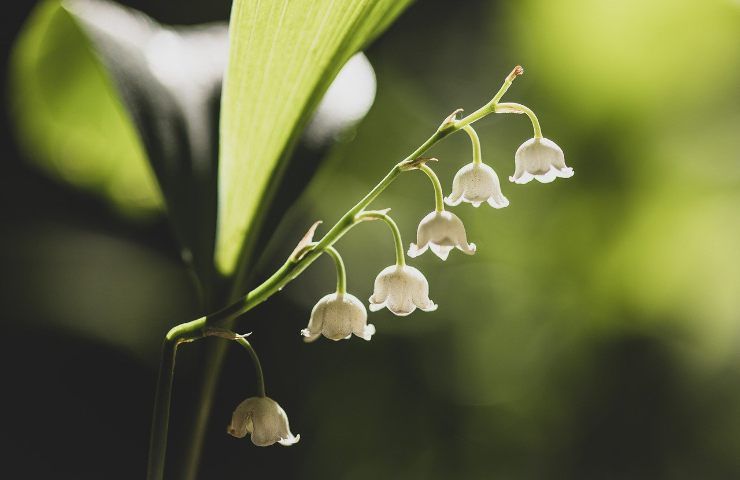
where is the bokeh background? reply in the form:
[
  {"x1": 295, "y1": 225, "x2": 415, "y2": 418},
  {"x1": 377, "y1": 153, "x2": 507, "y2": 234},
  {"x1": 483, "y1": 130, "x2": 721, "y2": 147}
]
[{"x1": 3, "y1": 0, "x2": 740, "y2": 478}]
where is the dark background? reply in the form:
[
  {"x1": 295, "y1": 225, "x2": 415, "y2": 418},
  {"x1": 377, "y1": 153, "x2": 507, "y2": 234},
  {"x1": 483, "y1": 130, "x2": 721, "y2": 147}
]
[{"x1": 3, "y1": 0, "x2": 740, "y2": 479}]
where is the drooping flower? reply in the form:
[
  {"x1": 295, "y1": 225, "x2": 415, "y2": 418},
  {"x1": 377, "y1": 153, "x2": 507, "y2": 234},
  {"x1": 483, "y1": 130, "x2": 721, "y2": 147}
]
[
  {"x1": 227, "y1": 396, "x2": 300, "y2": 447},
  {"x1": 301, "y1": 292, "x2": 375, "y2": 342},
  {"x1": 369, "y1": 265, "x2": 437, "y2": 316},
  {"x1": 510, "y1": 137, "x2": 573, "y2": 184},
  {"x1": 408, "y1": 210, "x2": 476, "y2": 260},
  {"x1": 445, "y1": 162, "x2": 509, "y2": 208}
]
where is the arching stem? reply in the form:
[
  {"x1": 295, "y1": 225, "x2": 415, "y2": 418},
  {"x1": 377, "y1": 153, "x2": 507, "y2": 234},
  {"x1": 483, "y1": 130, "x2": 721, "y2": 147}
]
[
  {"x1": 323, "y1": 245, "x2": 347, "y2": 294},
  {"x1": 462, "y1": 125, "x2": 482, "y2": 164},
  {"x1": 356, "y1": 211, "x2": 406, "y2": 267},
  {"x1": 234, "y1": 335, "x2": 265, "y2": 397},
  {"x1": 494, "y1": 102, "x2": 542, "y2": 139},
  {"x1": 147, "y1": 319, "x2": 206, "y2": 480},
  {"x1": 419, "y1": 164, "x2": 445, "y2": 212}
]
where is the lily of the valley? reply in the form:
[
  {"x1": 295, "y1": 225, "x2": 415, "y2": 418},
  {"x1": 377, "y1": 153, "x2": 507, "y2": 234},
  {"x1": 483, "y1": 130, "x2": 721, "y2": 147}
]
[
  {"x1": 227, "y1": 396, "x2": 300, "y2": 447},
  {"x1": 408, "y1": 210, "x2": 476, "y2": 260},
  {"x1": 369, "y1": 265, "x2": 437, "y2": 316},
  {"x1": 445, "y1": 162, "x2": 509, "y2": 208},
  {"x1": 510, "y1": 137, "x2": 573, "y2": 184},
  {"x1": 301, "y1": 292, "x2": 375, "y2": 342}
]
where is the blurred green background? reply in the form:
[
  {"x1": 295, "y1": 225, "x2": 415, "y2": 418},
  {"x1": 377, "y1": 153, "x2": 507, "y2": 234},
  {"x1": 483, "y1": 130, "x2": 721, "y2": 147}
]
[{"x1": 2, "y1": 0, "x2": 740, "y2": 479}]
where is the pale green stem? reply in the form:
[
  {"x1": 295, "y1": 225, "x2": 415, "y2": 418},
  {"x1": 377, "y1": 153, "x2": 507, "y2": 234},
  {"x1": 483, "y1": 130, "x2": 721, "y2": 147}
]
[
  {"x1": 200, "y1": 328, "x2": 267, "y2": 396},
  {"x1": 462, "y1": 125, "x2": 482, "y2": 165},
  {"x1": 453, "y1": 65, "x2": 522, "y2": 128},
  {"x1": 494, "y1": 102, "x2": 542, "y2": 139},
  {"x1": 492, "y1": 65, "x2": 521, "y2": 104},
  {"x1": 323, "y1": 245, "x2": 347, "y2": 294},
  {"x1": 356, "y1": 211, "x2": 406, "y2": 267},
  {"x1": 419, "y1": 164, "x2": 445, "y2": 212},
  {"x1": 150, "y1": 66, "x2": 527, "y2": 480},
  {"x1": 234, "y1": 336, "x2": 265, "y2": 397}
]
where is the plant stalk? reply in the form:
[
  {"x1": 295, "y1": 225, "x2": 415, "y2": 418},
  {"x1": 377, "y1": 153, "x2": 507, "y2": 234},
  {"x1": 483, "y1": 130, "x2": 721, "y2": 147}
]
[
  {"x1": 147, "y1": 320, "x2": 205, "y2": 480},
  {"x1": 152, "y1": 67, "x2": 526, "y2": 480},
  {"x1": 418, "y1": 164, "x2": 445, "y2": 212}
]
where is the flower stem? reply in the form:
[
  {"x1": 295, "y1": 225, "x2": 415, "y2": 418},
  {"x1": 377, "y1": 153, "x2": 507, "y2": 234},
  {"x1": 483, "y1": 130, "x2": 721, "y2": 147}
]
[
  {"x1": 323, "y1": 245, "x2": 347, "y2": 294},
  {"x1": 152, "y1": 66, "x2": 527, "y2": 480},
  {"x1": 419, "y1": 164, "x2": 445, "y2": 212},
  {"x1": 146, "y1": 338, "x2": 177, "y2": 480},
  {"x1": 494, "y1": 102, "x2": 542, "y2": 139},
  {"x1": 453, "y1": 65, "x2": 523, "y2": 128},
  {"x1": 234, "y1": 336, "x2": 266, "y2": 397},
  {"x1": 492, "y1": 65, "x2": 523, "y2": 105},
  {"x1": 462, "y1": 125, "x2": 482, "y2": 165},
  {"x1": 147, "y1": 319, "x2": 206, "y2": 480},
  {"x1": 356, "y1": 211, "x2": 406, "y2": 267},
  {"x1": 198, "y1": 328, "x2": 267, "y2": 398}
]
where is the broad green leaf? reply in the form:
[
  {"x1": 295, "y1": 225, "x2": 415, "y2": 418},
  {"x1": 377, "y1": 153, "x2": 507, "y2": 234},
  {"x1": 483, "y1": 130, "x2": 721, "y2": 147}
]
[
  {"x1": 11, "y1": 0, "x2": 228, "y2": 286},
  {"x1": 12, "y1": 0, "x2": 390, "y2": 291},
  {"x1": 10, "y1": 0, "x2": 160, "y2": 218},
  {"x1": 216, "y1": 0, "x2": 414, "y2": 276}
]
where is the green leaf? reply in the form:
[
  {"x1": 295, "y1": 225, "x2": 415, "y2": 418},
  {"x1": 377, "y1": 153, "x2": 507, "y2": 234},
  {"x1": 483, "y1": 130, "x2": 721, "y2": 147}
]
[
  {"x1": 11, "y1": 0, "x2": 228, "y2": 286},
  {"x1": 10, "y1": 0, "x2": 161, "y2": 218},
  {"x1": 215, "y1": 0, "x2": 414, "y2": 276}
]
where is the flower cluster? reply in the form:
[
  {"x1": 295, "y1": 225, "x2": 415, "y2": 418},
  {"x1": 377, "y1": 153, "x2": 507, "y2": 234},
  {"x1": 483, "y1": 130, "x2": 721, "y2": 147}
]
[{"x1": 227, "y1": 65, "x2": 572, "y2": 448}]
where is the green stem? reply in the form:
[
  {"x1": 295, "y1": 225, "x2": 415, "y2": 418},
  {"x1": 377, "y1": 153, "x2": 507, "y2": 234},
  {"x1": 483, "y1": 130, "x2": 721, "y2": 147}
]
[
  {"x1": 491, "y1": 66, "x2": 521, "y2": 105},
  {"x1": 453, "y1": 65, "x2": 522, "y2": 128},
  {"x1": 153, "y1": 67, "x2": 527, "y2": 480},
  {"x1": 147, "y1": 339, "x2": 176, "y2": 480},
  {"x1": 181, "y1": 343, "x2": 223, "y2": 480},
  {"x1": 357, "y1": 211, "x2": 406, "y2": 267},
  {"x1": 462, "y1": 125, "x2": 482, "y2": 165},
  {"x1": 419, "y1": 164, "x2": 445, "y2": 212},
  {"x1": 198, "y1": 328, "x2": 266, "y2": 397},
  {"x1": 494, "y1": 102, "x2": 542, "y2": 139},
  {"x1": 196, "y1": 167, "x2": 409, "y2": 329},
  {"x1": 234, "y1": 336, "x2": 266, "y2": 397},
  {"x1": 147, "y1": 319, "x2": 206, "y2": 480},
  {"x1": 323, "y1": 246, "x2": 346, "y2": 294}
]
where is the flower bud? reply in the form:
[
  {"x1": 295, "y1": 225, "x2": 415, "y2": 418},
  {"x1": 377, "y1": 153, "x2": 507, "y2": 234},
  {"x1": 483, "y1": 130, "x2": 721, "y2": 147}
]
[
  {"x1": 408, "y1": 211, "x2": 476, "y2": 261},
  {"x1": 369, "y1": 265, "x2": 437, "y2": 316},
  {"x1": 445, "y1": 162, "x2": 509, "y2": 208},
  {"x1": 301, "y1": 292, "x2": 375, "y2": 342},
  {"x1": 510, "y1": 137, "x2": 573, "y2": 184},
  {"x1": 227, "y1": 396, "x2": 300, "y2": 447}
]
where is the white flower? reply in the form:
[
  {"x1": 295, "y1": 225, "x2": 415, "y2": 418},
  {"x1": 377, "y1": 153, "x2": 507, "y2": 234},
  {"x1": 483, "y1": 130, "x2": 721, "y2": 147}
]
[
  {"x1": 408, "y1": 210, "x2": 476, "y2": 260},
  {"x1": 227, "y1": 396, "x2": 300, "y2": 447},
  {"x1": 301, "y1": 292, "x2": 375, "y2": 342},
  {"x1": 369, "y1": 265, "x2": 437, "y2": 316},
  {"x1": 510, "y1": 137, "x2": 574, "y2": 184},
  {"x1": 445, "y1": 162, "x2": 509, "y2": 208}
]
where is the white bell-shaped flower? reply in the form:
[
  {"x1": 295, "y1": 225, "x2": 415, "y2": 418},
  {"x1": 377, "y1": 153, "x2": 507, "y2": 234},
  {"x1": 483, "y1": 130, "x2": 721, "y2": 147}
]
[
  {"x1": 369, "y1": 265, "x2": 437, "y2": 316},
  {"x1": 445, "y1": 162, "x2": 509, "y2": 208},
  {"x1": 227, "y1": 396, "x2": 300, "y2": 447},
  {"x1": 408, "y1": 210, "x2": 476, "y2": 260},
  {"x1": 301, "y1": 292, "x2": 375, "y2": 342},
  {"x1": 510, "y1": 137, "x2": 573, "y2": 184}
]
